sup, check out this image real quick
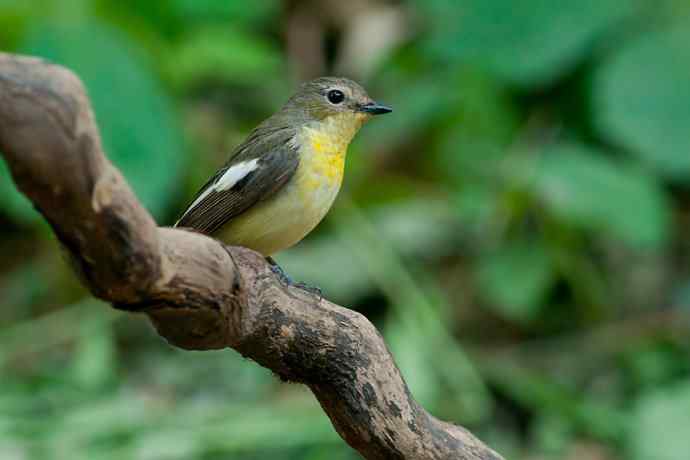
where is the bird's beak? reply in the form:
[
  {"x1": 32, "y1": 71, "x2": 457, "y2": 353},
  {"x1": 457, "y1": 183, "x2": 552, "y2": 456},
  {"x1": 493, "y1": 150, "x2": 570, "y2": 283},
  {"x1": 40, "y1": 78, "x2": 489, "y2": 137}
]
[{"x1": 358, "y1": 101, "x2": 393, "y2": 115}]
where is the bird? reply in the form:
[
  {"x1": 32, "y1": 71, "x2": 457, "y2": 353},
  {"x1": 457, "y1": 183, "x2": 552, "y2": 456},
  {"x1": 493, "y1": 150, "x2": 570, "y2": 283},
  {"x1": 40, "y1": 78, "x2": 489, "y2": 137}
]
[{"x1": 174, "y1": 77, "x2": 391, "y2": 283}]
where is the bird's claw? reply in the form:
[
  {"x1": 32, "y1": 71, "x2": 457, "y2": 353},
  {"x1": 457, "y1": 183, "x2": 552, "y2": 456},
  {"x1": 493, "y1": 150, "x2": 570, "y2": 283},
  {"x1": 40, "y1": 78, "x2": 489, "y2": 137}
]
[
  {"x1": 270, "y1": 263, "x2": 293, "y2": 285},
  {"x1": 266, "y1": 257, "x2": 323, "y2": 298},
  {"x1": 293, "y1": 282, "x2": 323, "y2": 299}
]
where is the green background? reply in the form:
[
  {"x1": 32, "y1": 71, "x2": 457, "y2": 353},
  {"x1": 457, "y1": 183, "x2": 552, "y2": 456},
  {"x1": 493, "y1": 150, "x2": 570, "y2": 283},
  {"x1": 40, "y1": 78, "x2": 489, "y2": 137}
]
[{"x1": 1, "y1": 0, "x2": 690, "y2": 459}]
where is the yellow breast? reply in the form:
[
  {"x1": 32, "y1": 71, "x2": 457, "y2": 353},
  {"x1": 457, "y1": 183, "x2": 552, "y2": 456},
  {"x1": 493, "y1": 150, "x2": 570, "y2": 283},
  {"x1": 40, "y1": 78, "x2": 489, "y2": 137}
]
[
  {"x1": 218, "y1": 112, "x2": 366, "y2": 255},
  {"x1": 294, "y1": 112, "x2": 367, "y2": 202},
  {"x1": 298, "y1": 127, "x2": 347, "y2": 193}
]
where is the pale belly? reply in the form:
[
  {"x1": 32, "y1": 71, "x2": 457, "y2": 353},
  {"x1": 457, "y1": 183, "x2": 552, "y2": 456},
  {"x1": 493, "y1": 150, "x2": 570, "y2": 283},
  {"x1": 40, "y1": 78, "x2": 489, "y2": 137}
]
[{"x1": 216, "y1": 164, "x2": 342, "y2": 256}]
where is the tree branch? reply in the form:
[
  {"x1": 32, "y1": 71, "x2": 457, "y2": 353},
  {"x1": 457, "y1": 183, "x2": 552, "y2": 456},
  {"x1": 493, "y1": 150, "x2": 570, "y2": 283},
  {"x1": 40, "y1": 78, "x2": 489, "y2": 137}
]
[{"x1": 0, "y1": 53, "x2": 502, "y2": 460}]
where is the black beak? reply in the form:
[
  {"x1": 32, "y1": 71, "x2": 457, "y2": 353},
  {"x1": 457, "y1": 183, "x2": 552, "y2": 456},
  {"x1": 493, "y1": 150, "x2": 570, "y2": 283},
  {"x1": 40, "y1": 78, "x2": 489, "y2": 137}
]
[{"x1": 359, "y1": 101, "x2": 393, "y2": 115}]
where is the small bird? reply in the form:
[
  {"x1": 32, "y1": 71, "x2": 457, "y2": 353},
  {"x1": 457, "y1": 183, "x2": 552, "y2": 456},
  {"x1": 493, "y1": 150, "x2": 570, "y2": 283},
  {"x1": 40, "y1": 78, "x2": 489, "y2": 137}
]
[{"x1": 175, "y1": 77, "x2": 391, "y2": 277}]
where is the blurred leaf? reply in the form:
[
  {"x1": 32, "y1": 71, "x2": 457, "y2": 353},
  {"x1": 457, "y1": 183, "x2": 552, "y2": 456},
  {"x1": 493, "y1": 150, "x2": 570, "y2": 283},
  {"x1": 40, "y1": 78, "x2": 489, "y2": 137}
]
[
  {"x1": 168, "y1": 26, "x2": 283, "y2": 90},
  {"x1": 384, "y1": 317, "x2": 439, "y2": 407},
  {"x1": 281, "y1": 200, "x2": 459, "y2": 304},
  {"x1": 134, "y1": 348, "x2": 275, "y2": 402},
  {"x1": 530, "y1": 143, "x2": 670, "y2": 248},
  {"x1": 20, "y1": 21, "x2": 186, "y2": 220},
  {"x1": 332, "y1": 199, "x2": 491, "y2": 423},
  {"x1": 660, "y1": 0, "x2": 690, "y2": 20},
  {"x1": 485, "y1": 363, "x2": 627, "y2": 442},
  {"x1": 532, "y1": 413, "x2": 574, "y2": 456},
  {"x1": 0, "y1": 157, "x2": 43, "y2": 225},
  {"x1": 629, "y1": 381, "x2": 690, "y2": 460},
  {"x1": 477, "y1": 239, "x2": 554, "y2": 322},
  {"x1": 0, "y1": 0, "x2": 36, "y2": 49},
  {"x1": 421, "y1": 0, "x2": 636, "y2": 86},
  {"x1": 0, "y1": 258, "x2": 55, "y2": 323},
  {"x1": 455, "y1": 183, "x2": 501, "y2": 228},
  {"x1": 673, "y1": 279, "x2": 690, "y2": 306},
  {"x1": 436, "y1": 69, "x2": 517, "y2": 179},
  {"x1": 622, "y1": 341, "x2": 690, "y2": 391},
  {"x1": 594, "y1": 26, "x2": 690, "y2": 178},
  {"x1": 366, "y1": 66, "x2": 516, "y2": 155},
  {"x1": 170, "y1": 0, "x2": 279, "y2": 26},
  {"x1": 71, "y1": 314, "x2": 116, "y2": 390},
  {"x1": 278, "y1": 237, "x2": 368, "y2": 304},
  {"x1": 361, "y1": 72, "x2": 456, "y2": 149},
  {"x1": 0, "y1": 299, "x2": 120, "y2": 367}
]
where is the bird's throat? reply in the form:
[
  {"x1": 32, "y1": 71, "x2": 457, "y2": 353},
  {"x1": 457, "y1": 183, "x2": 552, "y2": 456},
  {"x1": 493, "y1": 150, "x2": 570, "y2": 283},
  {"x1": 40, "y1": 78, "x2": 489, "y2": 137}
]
[
  {"x1": 293, "y1": 112, "x2": 368, "y2": 202},
  {"x1": 301, "y1": 112, "x2": 368, "y2": 158}
]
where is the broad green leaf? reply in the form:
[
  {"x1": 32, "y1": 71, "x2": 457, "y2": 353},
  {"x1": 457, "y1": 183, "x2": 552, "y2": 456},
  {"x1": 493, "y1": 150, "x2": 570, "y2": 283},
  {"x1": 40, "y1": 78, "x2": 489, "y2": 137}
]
[
  {"x1": 420, "y1": 0, "x2": 636, "y2": 86},
  {"x1": 436, "y1": 69, "x2": 517, "y2": 181},
  {"x1": 594, "y1": 26, "x2": 690, "y2": 178},
  {"x1": 167, "y1": 26, "x2": 283, "y2": 90},
  {"x1": 170, "y1": 0, "x2": 279, "y2": 25},
  {"x1": 530, "y1": 144, "x2": 670, "y2": 248},
  {"x1": 477, "y1": 239, "x2": 554, "y2": 322},
  {"x1": 629, "y1": 381, "x2": 690, "y2": 460},
  {"x1": 19, "y1": 21, "x2": 186, "y2": 220}
]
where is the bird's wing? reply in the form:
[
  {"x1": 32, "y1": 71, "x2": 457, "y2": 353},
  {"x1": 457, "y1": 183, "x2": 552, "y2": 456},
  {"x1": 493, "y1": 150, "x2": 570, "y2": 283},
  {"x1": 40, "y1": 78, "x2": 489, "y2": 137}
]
[{"x1": 174, "y1": 131, "x2": 299, "y2": 235}]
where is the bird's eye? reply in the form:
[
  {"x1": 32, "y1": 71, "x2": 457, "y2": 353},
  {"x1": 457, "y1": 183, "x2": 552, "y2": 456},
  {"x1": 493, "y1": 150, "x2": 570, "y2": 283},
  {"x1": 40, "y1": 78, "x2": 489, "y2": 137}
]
[{"x1": 326, "y1": 89, "x2": 345, "y2": 104}]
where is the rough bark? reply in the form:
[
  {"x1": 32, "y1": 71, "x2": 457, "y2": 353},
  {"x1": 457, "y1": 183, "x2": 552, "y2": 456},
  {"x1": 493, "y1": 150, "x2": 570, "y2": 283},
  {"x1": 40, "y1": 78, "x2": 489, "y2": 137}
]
[{"x1": 0, "y1": 52, "x2": 503, "y2": 460}]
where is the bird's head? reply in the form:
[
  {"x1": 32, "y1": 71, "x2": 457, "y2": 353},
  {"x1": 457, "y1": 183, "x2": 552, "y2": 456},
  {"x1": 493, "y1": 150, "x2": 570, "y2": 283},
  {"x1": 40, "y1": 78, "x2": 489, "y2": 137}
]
[{"x1": 283, "y1": 77, "x2": 392, "y2": 127}]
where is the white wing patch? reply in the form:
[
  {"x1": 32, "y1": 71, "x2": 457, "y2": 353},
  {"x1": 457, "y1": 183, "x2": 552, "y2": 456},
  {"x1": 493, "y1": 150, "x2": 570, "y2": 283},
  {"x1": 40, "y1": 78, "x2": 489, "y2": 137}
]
[
  {"x1": 215, "y1": 158, "x2": 260, "y2": 191},
  {"x1": 176, "y1": 159, "x2": 259, "y2": 224}
]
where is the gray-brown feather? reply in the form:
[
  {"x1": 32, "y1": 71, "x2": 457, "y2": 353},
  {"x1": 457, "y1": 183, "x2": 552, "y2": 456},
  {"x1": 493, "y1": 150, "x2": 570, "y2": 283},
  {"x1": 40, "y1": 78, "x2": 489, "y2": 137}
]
[{"x1": 175, "y1": 127, "x2": 299, "y2": 235}]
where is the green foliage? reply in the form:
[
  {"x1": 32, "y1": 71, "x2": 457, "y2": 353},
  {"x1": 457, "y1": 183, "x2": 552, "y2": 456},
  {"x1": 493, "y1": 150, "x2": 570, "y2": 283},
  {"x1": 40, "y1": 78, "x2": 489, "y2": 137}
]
[
  {"x1": 2, "y1": 1, "x2": 690, "y2": 459},
  {"x1": 168, "y1": 26, "x2": 283, "y2": 91},
  {"x1": 629, "y1": 381, "x2": 690, "y2": 460},
  {"x1": 477, "y1": 238, "x2": 554, "y2": 322},
  {"x1": 0, "y1": 160, "x2": 39, "y2": 224},
  {"x1": 21, "y1": 20, "x2": 186, "y2": 220},
  {"x1": 531, "y1": 143, "x2": 670, "y2": 248},
  {"x1": 594, "y1": 26, "x2": 690, "y2": 178},
  {"x1": 169, "y1": 0, "x2": 279, "y2": 26},
  {"x1": 420, "y1": 0, "x2": 637, "y2": 86}
]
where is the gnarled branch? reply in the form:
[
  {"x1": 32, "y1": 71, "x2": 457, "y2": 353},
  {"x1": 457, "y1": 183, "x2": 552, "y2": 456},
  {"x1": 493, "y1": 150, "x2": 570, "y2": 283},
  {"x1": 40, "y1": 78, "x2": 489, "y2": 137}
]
[{"x1": 0, "y1": 53, "x2": 502, "y2": 460}]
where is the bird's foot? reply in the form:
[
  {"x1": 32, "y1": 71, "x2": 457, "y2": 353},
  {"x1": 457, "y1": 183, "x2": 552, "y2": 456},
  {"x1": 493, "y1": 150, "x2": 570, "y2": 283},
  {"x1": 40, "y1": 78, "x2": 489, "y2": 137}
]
[
  {"x1": 265, "y1": 257, "x2": 323, "y2": 298},
  {"x1": 267, "y1": 257, "x2": 293, "y2": 285},
  {"x1": 293, "y1": 282, "x2": 323, "y2": 299}
]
